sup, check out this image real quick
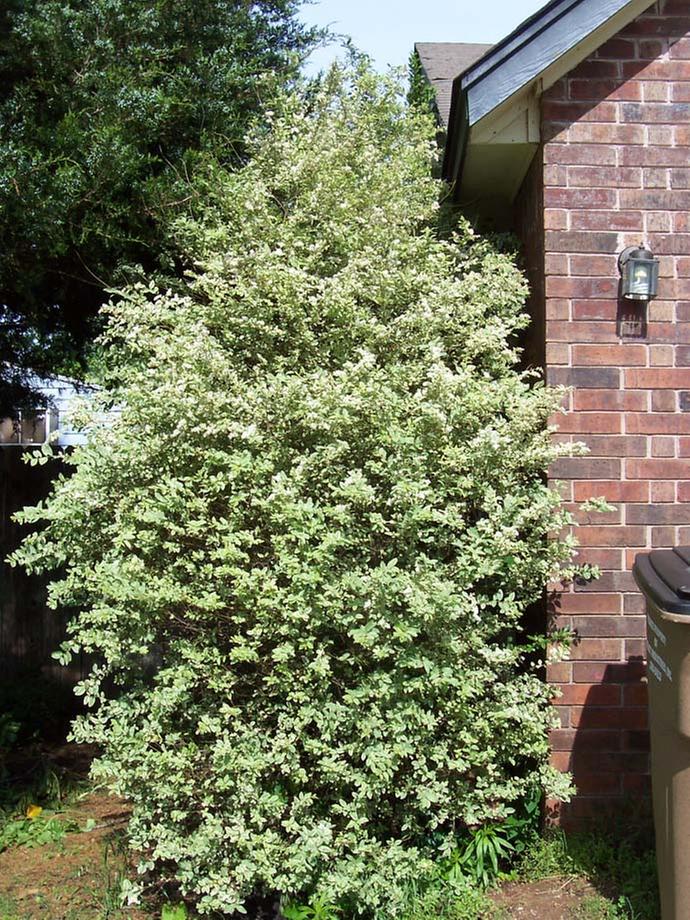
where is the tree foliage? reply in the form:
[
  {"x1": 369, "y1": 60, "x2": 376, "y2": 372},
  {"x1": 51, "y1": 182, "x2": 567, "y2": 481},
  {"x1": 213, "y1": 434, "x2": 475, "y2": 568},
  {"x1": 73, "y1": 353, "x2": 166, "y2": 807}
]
[
  {"x1": 407, "y1": 49, "x2": 435, "y2": 114},
  {"x1": 0, "y1": 0, "x2": 320, "y2": 406},
  {"x1": 12, "y1": 68, "x2": 576, "y2": 915}
]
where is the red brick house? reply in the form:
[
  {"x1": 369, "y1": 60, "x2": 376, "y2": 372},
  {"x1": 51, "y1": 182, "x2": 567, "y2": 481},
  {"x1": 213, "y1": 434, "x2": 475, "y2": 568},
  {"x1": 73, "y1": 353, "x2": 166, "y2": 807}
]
[{"x1": 418, "y1": 0, "x2": 690, "y2": 825}]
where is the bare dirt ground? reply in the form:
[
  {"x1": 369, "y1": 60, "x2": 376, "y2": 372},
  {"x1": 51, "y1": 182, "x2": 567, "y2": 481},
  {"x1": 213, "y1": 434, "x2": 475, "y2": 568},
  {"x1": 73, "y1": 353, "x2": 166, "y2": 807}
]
[
  {"x1": 0, "y1": 745, "x2": 613, "y2": 919},
  {"x1": 490, "y1": 877, "x2": 604, "y2": 919},
  {"x1": 0, "y1": 742, "x2": 148, "y2": 920},
  {"x1": 0, "y1": 789, "x2": 145, "y2": 919},
  {"x1": 0, "y1": 830, "x2": 606, "y2": 920}
]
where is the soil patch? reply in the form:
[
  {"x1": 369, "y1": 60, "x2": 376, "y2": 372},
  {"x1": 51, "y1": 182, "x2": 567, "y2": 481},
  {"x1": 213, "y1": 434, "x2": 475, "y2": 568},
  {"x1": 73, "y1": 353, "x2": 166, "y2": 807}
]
[
  {"x1": 0, "y1": 744, "x2": 143, "y2": 920},
  {"x1": 0, "y1": 745, "x2": 634, "y2": 919},
  {"x1": 490, "y1": 877, "x2": 604, "y2": 919}
]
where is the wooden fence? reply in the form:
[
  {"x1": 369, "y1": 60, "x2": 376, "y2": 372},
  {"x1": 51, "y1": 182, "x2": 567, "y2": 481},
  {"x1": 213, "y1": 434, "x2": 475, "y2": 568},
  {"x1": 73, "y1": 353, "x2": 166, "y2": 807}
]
[{"x1": 0, "y1": 447, "x2": 87, "y2": 686}]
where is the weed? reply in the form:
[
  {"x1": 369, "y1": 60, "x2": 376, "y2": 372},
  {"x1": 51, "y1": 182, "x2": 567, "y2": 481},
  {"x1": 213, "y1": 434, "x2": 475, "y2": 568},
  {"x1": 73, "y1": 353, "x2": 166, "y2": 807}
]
[
  {"x1": 449, "y1": 826, "x2": 516, "y2": 889},
  {"x1": 498, "y1": 785, "x2": 542, "y2": 859},
  {"x1": 161, "y1": 905, "x2": 188, "y2": 920},
  {"x1": 92, "y1": 832, "x2": 131, "y2": 919},
  {"x1": 0, "y1": 892, "x2": 21, "y2": 920},
  {"x1": 572, "y1": 894, "x2": 638, "y2": 920},
  {"x1": 394, "y1": 876, "x2": 495, "y2": 920},
  {"x1": 519, "y1": 830, "x2": 658, "y2": 920},
  {"x1": 0, "y1": 812, "x2": 79, "y2": 852},
  {"x1": 438, "y1": 786, "x2": 542, "y2": 889},
  {"x1": 518, "y1": 828, "x2": 573, "y2": 878},
  {"x1": 283, "y1": 895, "x2": 341, "y2": 920}
]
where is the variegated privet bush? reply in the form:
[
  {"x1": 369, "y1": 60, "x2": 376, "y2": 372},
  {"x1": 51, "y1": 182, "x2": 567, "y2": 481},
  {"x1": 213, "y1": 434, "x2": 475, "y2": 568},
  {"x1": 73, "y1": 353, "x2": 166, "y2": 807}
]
[{"x1": 13, "y1": 69, "x2": 576, "y2": 914}]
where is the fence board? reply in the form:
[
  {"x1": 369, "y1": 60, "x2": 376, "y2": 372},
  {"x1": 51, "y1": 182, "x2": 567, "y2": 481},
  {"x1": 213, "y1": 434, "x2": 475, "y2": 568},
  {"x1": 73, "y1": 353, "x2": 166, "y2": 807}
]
[{"x1": 0, "y1": 448, "x2": 86, "y2": 686}]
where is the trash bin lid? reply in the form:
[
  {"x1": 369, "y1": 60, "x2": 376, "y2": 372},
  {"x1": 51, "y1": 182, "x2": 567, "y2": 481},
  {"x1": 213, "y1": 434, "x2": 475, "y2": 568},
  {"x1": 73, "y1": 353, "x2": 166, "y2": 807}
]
[{"x1": 633, "y1": 546, "x2": 690, "y2": 615}]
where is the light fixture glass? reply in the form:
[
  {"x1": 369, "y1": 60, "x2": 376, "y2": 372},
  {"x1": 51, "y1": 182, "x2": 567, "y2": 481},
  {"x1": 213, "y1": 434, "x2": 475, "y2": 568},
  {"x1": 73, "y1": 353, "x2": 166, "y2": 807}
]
[{"x1": 618, "y1": 245, "x2": 659, "y2": 301}]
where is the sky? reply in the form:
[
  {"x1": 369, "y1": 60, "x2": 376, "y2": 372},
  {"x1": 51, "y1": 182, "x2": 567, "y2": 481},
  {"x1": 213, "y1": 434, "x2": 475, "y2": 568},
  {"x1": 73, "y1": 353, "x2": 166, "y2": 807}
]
[{"x1": 299, "y1": 0, "x2": 548, "y2": 74}]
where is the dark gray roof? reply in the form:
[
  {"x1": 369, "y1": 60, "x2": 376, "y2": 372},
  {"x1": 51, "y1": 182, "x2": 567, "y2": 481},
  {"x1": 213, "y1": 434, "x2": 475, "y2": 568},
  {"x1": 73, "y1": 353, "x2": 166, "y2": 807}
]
[
  {"x1": 457, "y1": 0, "x2": 649, "y2": 125},
  {"x1": 414, "y1": 42, "x2": 493, "y2": 126},
  {"x1": 442, "y1": 0, "x2": 654, "y2": 186}
]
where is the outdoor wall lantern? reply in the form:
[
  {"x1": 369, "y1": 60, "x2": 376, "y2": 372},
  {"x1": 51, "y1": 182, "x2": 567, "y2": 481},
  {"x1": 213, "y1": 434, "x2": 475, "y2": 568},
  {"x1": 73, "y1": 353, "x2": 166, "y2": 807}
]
[{"x1": 618, "y1": 244, "x2": 660, "y2": 301}]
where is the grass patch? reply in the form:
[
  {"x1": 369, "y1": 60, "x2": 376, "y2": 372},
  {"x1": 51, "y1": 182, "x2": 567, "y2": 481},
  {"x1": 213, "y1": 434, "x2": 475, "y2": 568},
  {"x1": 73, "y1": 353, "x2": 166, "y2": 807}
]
[
  {"x1": 94, "y1": 833, "x2": 134, "y2": 919},
  {"x1": 394, "y1": 878, "x2": 496, "y2": 920},
  {"x1": 570, "y1": 894, "x2": 638, "y2": 920},
  {"x1": 0, "y1": 892, "x2": 21, "y2": 920},
  {"x1": 518, "y1": 829, "x2": 659, "y2": 920}
]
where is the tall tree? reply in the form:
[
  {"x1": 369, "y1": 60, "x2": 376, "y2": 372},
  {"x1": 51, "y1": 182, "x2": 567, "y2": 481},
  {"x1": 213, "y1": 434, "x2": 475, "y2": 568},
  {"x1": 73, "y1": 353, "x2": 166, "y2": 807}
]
[{"x1": 0, "y1": 0, "x2": 320, "y2": 409}]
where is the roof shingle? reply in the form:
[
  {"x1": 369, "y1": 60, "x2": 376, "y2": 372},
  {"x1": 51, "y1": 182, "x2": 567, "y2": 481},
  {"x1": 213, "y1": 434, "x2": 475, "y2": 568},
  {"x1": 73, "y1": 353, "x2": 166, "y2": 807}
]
[{"x1": 414, "y1": 42, "x2": 493, "y2": 126}]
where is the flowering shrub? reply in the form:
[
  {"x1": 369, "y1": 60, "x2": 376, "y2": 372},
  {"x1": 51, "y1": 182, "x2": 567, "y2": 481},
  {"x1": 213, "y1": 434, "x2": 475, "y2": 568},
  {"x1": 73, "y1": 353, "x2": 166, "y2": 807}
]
[{"x1": 12, "y1": 68, "x2": 576, "y2": 915}]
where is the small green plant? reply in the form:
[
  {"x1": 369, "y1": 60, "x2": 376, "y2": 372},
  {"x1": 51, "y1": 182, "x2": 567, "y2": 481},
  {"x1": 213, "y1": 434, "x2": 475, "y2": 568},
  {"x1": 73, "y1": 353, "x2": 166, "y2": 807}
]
[
  {"x1": 0, "y1": 813, "x2": 79, "y2": 853},
  {"x1": 393, "y1": 875, "x2": 494, "y2": 920},
  {"x1": 438, "y1": 787, "x2": 542, "y2": 888},
  {"x1": 92, "y1": 832, "x2": 133, "y2": 919},
  {"x1": 457, "y1": 825, "x2": 516, "y2": 889},
  {"x1": 0, "y1": 892, "x2": 21, "y2": 920},
  {"x1": 283, "y1": 896, "x2": 340, "y2": 920},
  {"x1": 161, "y1": 905, "x2": 188, "y2": 920},
  {"x1": 573, "y1": 894, "x2": 638, "y2": 920},
  {"x1": 500, "y1": 785, "x2": 541, "y2": 858}
]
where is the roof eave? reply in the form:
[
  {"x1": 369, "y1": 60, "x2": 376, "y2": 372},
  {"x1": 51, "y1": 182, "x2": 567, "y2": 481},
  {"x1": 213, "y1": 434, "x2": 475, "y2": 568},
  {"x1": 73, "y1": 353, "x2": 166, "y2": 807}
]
[{"x1": 442, "y1": 0, "x2": 657, "y2": 197}]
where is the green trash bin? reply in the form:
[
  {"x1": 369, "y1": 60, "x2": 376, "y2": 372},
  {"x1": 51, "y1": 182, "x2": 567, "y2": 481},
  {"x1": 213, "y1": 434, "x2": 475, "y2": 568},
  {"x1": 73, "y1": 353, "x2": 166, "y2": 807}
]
[{"x1": 634, "y1": 546, "x2": 690, "y2": 920}]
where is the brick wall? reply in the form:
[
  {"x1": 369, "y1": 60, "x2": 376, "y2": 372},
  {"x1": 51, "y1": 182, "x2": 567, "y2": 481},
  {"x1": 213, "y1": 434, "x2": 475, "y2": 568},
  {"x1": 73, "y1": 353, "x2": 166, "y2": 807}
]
[{"x1": 534, "y1": 0, "x2": 690, "y2": 825}]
